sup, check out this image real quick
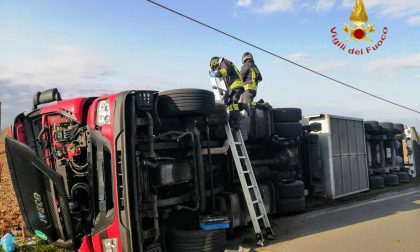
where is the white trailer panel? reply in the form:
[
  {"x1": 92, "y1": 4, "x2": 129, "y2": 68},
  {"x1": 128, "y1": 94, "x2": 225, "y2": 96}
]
[{"x1": 306, "y1": 114, "x2": 369, "y2": 199}]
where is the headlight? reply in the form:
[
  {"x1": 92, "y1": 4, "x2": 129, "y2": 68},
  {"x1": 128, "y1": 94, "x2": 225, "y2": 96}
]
[
  {"x1": 96, "y1": 99, "x2": 111, "y2": 126},
  {"x1": 102, "y1": 238, "x2": 117, "y2": 252}
]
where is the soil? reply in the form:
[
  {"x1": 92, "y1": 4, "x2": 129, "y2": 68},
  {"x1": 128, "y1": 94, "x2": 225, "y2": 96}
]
[{"x1": 0, "y1": 142, "x2": 24, "y2": 235}]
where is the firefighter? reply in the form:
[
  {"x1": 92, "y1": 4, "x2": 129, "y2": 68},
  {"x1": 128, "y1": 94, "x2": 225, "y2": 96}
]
[
  {"x1": 240, "y1": 52, "x2": 262, "y2": 108},
  {"x1": 209, "y1": 57, "x2": 244, "y2": 128}
]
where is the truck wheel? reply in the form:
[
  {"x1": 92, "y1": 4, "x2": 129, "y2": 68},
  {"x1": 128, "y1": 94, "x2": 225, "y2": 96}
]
[
  {"x1": 166, "y1": 227, "x2": 226, "y2": 252},
  {"x1": 393, "y1": 123, "x2": 404, "y2": 134},
  {"x1": 273, "y1": 122, "x2": 302, "y2": 137},
  {"x1": 272, "y1": 108, "x2": 302, "y2": 122},
  {"x1": 384, "y1": 174, "x2": 399, "y2": 186},
  {"x1": 158, "y1": 89, "x2": 215, "y2": 117},
  {"x1": 379, "y1": 122, "x2": 394, "y2": 134},
  {"x1": 364, "y1": 121, "x2": 380, "y2": 134},
  {"x1": 369, "y1": 175, "x2": 385, "y2": 189},
  {"x1": 278, "y1": 180, "x2": 305, "y2": 199},
  {"x1": 278, "y1": 197, "x2": 305, "y2": 214},
  {"x1": 208, "y1": 102, "x2": 227, "y2": 125},
  {"x1": 397, "y1": 172, "x2": 410, "y2": 183}
]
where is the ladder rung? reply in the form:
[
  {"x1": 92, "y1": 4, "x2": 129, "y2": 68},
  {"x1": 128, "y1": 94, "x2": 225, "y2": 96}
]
[
  {"x1": 252, "y1": 200, "x2": 259, "y2": 204},
  {"x1": 243, "y1": 170, "x2": 250, "y2": 174},
  {"x1": 238, "y1": 156, "x2": 246, "y2": 159},
  {"x1": 234, "y1": 142, "x2": 242, "y2": 145},
  {"x1": 256, "y1": 215, "x2": 264, "y2": 220},
  {"x1": 247, "y1": 185, "x2": 255, "y2": 189}
]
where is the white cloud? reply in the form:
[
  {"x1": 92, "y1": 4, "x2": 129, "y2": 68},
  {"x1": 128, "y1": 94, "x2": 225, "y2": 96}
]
[
  {"x1": 257, "y1": 0, "x2": 294, "y2": 14},
  {"x1": 312, "y1": 61, "x2": 348, "y2": 72},
  {"x1": 0, "y1": 45, "x2": 158, "y2": 125},
  {"x1": 236, "y1": 0, "x2": 252, "y2": 7},
  {"x1": 236, "y1": 0, "x2": 295, "y2": 14},
  {"x1": 287, "y1": 53, "x2": 308, "y2": 61},
  {"x1": 408, "y1": 16, "x2": 420, "y2": 26},
  {"x1": 342, "y1": 0, "x2": 420, "y2": 25},
  {"x1": 0, "y1": 45, "x2": 110, "y2": 89},
  {"x1": 366, "y1": 53, "x2": 420, "y2": 76},
  {"x1": 314, "y1": 0, "x2": 335, "y2": 13},
  {"x1": 235, "y1": 0, "x2": 338, "y2": 14}
]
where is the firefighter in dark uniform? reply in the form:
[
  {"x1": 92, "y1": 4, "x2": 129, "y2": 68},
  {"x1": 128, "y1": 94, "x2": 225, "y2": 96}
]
[
  {"x1": 240, "y1": 52, "x2": 262, "y2": 108},
  {"x1": 209, "y1": 57, "x2": 244, "y2": 128}
]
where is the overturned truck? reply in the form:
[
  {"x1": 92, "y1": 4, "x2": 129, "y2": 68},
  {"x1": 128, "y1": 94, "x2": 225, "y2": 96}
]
[{"x1": 5, "y1": 88, "x2": 312, "y2": 252}]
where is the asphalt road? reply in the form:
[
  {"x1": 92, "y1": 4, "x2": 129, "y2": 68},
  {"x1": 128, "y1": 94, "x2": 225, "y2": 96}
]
[{"x1": 228, "y1": 187, "x2": 420, "y2": 252}]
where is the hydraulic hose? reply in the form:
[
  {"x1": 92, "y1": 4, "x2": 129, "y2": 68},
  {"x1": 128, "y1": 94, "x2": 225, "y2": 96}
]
[
  {"x1": 175, "y1": 131, "x2": 200, "y2": 212},
  {"x1": 206, "y1": 123, "x2": 216, "y2": 213},
  {"x1": 155, "y1": 131, "x2": 182, "y2": 140},
  {"x1": 188, "y1": 124, "x2": 206, "y2": 213}
]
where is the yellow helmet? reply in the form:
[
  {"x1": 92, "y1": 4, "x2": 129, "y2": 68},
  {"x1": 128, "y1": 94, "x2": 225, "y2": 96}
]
[{"x1": 210, "y1": 57, "x2": 223, "y2": 71}]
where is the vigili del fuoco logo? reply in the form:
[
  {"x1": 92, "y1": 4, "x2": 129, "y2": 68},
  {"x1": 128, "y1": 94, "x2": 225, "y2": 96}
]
[{"x1": 330, "y1": 0, "x2": 388, "y2": 55}]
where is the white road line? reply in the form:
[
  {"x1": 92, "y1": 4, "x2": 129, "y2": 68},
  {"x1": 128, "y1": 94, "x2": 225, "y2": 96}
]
[{"x1": 304, "y1": 189, "x2": 420, "y2": 219}]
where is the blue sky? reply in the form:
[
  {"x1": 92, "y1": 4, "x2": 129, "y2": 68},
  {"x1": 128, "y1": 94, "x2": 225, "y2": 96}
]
[{"x1": 0, "y1": 0, "x2": 420, "y2": 128}]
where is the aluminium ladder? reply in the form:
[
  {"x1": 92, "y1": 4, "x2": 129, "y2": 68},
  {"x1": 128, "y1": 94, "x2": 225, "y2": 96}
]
[{"x1": 210, "y1": 77, "x2": 275, "y2": 246}]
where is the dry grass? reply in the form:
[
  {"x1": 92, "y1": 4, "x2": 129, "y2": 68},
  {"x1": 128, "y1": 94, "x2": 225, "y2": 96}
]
[{"x1": 0, "y1": 142, "x2": 23, "y2": 235}]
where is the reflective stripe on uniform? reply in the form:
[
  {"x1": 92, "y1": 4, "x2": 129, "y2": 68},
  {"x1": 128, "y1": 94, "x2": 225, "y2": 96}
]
[
  {"x1": 228, "y1": 104, "x2": 240, "y2": 112},
  {"x1": 230, "y1": 80, "x2": 243, "y2": 89},
  {"x1": 245, "y1": 67, "x2": 257, "y2": 91},
  {"x1": 233, "y1": 65, "x2": 243, "y2": 82},
  {"x1": 220, "y1": 68, "x2": 228, "y2": 77},
  {"x1": 245, "y1": 83, "x2": 257, "y2": 91}
]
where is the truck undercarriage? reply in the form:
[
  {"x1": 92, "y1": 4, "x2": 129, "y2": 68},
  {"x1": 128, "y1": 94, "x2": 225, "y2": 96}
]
[{"x1": 6, "y1": 88, "x2": 312, "y2": 252}]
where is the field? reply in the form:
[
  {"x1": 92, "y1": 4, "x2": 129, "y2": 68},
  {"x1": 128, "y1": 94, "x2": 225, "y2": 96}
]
[
  {"x1": 0, "y1": 141, "x2": 64, "y2": 251},
  {"x1": 0, "y1": 142, "x2": 23, "y2": 235}
]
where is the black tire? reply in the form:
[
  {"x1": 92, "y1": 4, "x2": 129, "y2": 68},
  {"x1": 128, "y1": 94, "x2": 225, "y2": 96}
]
[
  {"x1": 369, "y1": 175, "x2": 385, "y2": 189},
  {"x1": 278, "y1": 180, "x2": 305, "y2": 199},
  {"x1": 273, "y1": 122, "x2": 302, "y2": 137},
  {"x1": 208, "y1": 103, "x2": 227, "y2": 125},
  {"x1": 397, "y1": 171, "x2": 410, "y2": 183},
  {"x1": 379, "y1": 122, "x2": 394, "y2": 133},
  {"x1": 166, "y1": 227, "x2": 226, "y2": 252},
  {"x1": 384, "y1": 174, "x2": 399, "y2": 186},
  {"x1": 278, "y1": 197, "x2": 305, "y2": 214},
  {"x1": 364, "y1": 121, "x2": 380, "y2": 133},
  {"x1": 211, "y1": 124, "x2": 227, "y2": 140},
  {"x1": 158, "y1": 89, "x2": 215, "y2": 117},
  {"x1": 393, "y1": 123, "x2": 404, "y2": 134},
  {"x1": 272, "y1": 108, "x2": 302, "y2": 122},
  {"x1": 212, "y1": 102, "x2": 227, "y2": 113}
]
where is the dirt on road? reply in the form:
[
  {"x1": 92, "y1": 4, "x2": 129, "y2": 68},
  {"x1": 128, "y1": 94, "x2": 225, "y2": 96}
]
[{"x1": 0, "y1": 142, "x2": 23, "y2": 235}]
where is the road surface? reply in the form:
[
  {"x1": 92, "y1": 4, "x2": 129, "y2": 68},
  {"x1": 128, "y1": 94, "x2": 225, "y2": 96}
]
[{"x1": 228, "y1": 187, "x2": 420, "y2": 252}]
